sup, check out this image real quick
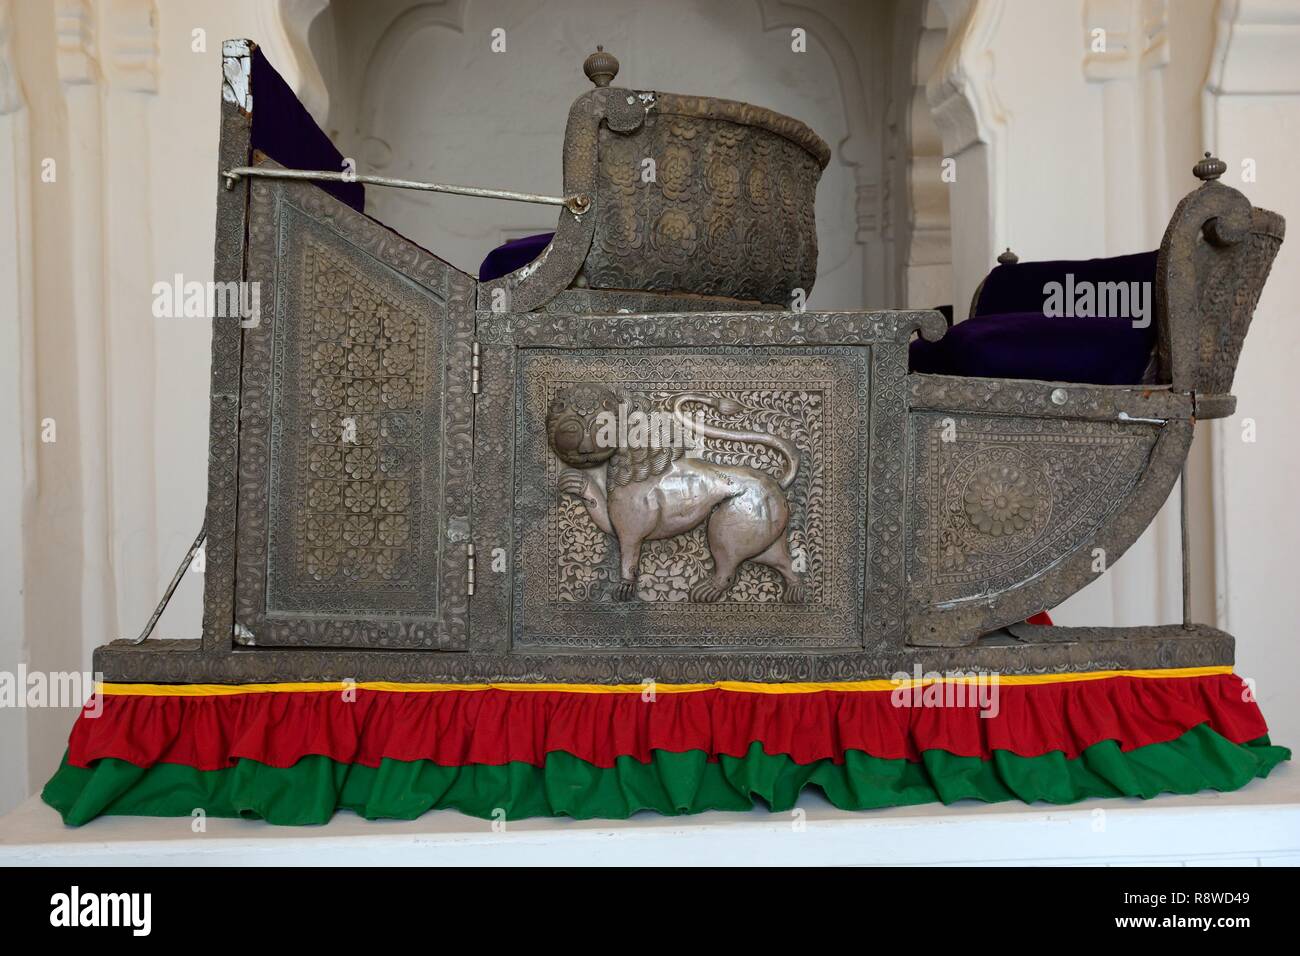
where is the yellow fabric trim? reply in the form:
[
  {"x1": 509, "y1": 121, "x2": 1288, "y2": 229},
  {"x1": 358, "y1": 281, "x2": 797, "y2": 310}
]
[{"x1": 96, "y1": 666, "x2": 1235, "y2": 697}]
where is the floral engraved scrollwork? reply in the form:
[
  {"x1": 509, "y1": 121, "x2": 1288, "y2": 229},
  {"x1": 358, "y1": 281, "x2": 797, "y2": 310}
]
[
  {"x1": 960, "y1": 459, "x2": 1045, "y2": 541},
  {"x1": 293, "y1": 237, "x2": 418, "y2": 590},
  {"x1": 582, "y1": 106, "x2": 823, "y2": 304},
  {"x1": 237, "y1": 177, "x2": 474, "y2": 650}
]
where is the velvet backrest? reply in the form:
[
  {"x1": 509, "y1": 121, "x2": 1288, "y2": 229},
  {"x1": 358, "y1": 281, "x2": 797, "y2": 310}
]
[{"x1": 972, "y1": 250, "x2": 1158, "y2": 321}]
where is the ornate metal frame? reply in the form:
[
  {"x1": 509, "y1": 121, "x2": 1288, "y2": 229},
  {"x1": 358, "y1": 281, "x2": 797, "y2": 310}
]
[{"x1": 97, "y1": 42, "x2": 1283, "y2": 684}]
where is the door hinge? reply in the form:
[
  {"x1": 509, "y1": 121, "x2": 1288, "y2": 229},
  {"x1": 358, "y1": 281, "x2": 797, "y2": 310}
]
[
  {"x1": 471, "y1": 341, "x2": 481, "y2": 395},
  {"x1": 466, "y1": 542, "x2": 476, "y2": 596}
]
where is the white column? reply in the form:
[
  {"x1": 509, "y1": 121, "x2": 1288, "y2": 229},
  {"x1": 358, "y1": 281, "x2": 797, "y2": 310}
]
[
  {"x1": 890, "y1": 0, "x2": 954, "y2": 310},
  {"x1": 100, "y1": 0, "x2": 160, "y2": 644},
  {"x1": 0, "y1": 0, "x2": 33, "y2": 816},
  {"x1": 1203, "y1": 0, "x2": 1300, "y2": 746},
  {"x1": 926, "y1": 0, "x2": 1010, "y2": 321},
  {"x1": 57, "y1": 0, "x2": 120, "y2": 664}
]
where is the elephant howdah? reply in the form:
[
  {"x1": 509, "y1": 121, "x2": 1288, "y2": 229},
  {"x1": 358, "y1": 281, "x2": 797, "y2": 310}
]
[{"x1": 97, "y1": 42, "x2": 1285, "y2": 684}]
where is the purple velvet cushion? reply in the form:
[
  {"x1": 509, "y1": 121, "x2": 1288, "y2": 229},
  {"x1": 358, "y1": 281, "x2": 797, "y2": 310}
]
[
  {"x1": 974, "y1": 250, "x2": 1158, "y2": 321},
  {"x1": 911, "y1": 249, "x2": 1160, "y2": 384},
  {"x1": 909, "y1": 311, "x2": 1155, "y2": 385},
  {"x1": 479, "y1": 232, "x2": 555, "y2": 282},
  {"x1": 250, "y1": 48, "x2": 364, "y2": 213}
]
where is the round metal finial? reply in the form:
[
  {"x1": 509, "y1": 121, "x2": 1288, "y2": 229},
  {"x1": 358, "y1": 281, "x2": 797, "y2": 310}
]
[
  {"x1": 997, "y1": 247, "x2": 1019, "y2": 266},
  {"x1": 1193, "y1": 151, "x2": 1226, "y2": 182},
  {"x1": 583, "y1": 46, "x2": 619, "y2": 87}
]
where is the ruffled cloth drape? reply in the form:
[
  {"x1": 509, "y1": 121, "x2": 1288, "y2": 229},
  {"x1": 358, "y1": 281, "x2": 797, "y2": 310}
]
[{"x1": 44, "y1": 669, "x2": 1289, "y2": 826}]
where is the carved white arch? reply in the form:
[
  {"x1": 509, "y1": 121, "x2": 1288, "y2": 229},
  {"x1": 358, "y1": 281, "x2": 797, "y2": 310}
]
[
  {"x1": 925, "y1": 0, "x2": 1008, "y2": 315},
  {"x1": 346, "y1": 0, "x2": 873, "y2": 226},
  {"x1": 755, "y1": 0, "x2": 878, "y2": 243},
  {"x1": 351, "y1": 1, "x2": 468, "y2": 171},
  {"x1": 255, "y1": 0, "x2": 334, "y2": 126},
  {"x1": 888, "y1": 0, "x2": 953, "y2": 309},
  {"x1": 926, "y1": 0, "x2": 1008, "y2": 162}
]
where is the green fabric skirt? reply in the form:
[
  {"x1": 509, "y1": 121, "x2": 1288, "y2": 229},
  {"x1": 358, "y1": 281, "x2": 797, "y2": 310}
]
[{"x1": 43, "y1": 726, "x2": 1290, "y2": 827}]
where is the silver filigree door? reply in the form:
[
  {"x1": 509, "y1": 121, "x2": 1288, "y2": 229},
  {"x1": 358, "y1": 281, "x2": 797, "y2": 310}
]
[{"x1": 232, "y1": 174, "x2": 475, "y2": 649}]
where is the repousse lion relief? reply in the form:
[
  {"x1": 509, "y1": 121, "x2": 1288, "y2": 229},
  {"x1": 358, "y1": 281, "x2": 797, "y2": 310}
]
[{"x1": 546, "y1": 383, "x2": 805, "y2": 603}]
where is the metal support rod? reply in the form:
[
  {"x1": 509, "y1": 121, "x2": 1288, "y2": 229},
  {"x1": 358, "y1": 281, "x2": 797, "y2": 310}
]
[
  {"x1": 222, "y1": 165, "x2": 591, "y2": 215},
  {"x1": 1180, "y1": 463, "x2": 1193, "y2": 629},
  {"x1": 127, "y1": 521, "x2": 208, "y2": 644}
]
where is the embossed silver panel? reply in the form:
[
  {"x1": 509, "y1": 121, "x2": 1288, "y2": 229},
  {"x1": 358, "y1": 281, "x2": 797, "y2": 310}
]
[
  {"x1": 238, "y1": 177, "x2": 475, "y2": 648},
  {"x1": 512, "y1": 347, "x2": 870, "y2": 649},
  {"x1": 578, "y1": 93, "x2": 825, "y2": 305}
]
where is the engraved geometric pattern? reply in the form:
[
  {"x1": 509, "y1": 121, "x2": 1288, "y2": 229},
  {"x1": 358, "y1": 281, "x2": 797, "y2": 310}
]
[
  {"x1": 514, "y1": 349, "x2": 870, "y2": 649},
  {"x1": 273, "y1": 236, "x2": 425, "y2": 597},
  {"x1": 237, "y1": 182, "x2": 474, "y2": 651}
]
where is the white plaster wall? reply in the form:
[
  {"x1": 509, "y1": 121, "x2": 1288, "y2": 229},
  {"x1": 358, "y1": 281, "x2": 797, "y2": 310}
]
[{"x1": 0, "y1": 0, "x2": 32, "y2": 817}]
